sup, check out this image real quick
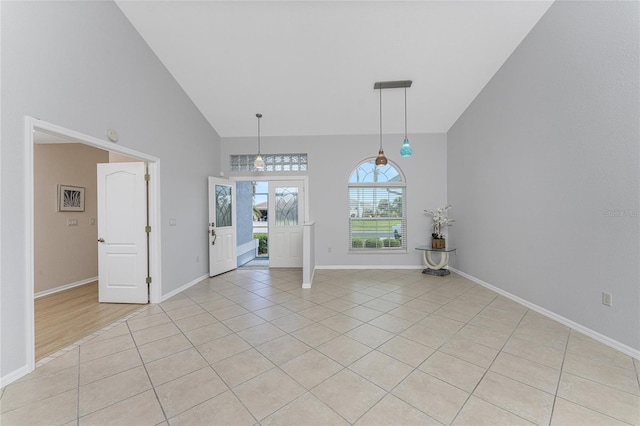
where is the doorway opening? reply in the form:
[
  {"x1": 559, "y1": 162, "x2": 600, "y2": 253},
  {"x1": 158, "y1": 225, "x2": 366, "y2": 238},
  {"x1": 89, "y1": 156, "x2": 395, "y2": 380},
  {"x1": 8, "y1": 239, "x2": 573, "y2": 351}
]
[
  {"x1": 25, "y1": 117, "x2": 162, "y2": 370},
  {"x1": 248, "y1": 181, "x2": 269, "y2": 268},
  {"x1": 233, "y1": 176, "x2": 308, "y2": 270}
]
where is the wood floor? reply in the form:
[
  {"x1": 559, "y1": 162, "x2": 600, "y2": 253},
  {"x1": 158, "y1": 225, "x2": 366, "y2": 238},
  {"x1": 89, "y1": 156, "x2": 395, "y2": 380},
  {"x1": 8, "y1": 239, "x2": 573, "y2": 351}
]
[{"x1": 35, "y1": 282, "x2": 145, "y2": 361}]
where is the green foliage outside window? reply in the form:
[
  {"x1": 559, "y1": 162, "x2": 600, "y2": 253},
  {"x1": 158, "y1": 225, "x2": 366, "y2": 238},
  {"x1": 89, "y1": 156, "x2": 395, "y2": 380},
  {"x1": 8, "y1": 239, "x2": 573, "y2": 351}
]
[
  {"x1": 254, "y1": 233, "x2": 268, "y2": 255},
  {"x1": 351, "y1": 237, "x2": 401, "y2": 249}
]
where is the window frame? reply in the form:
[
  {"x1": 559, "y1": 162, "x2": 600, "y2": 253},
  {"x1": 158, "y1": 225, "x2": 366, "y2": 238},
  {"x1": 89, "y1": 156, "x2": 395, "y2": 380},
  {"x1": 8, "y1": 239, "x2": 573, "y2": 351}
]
[{"x1": 348, "y1": 158, "x2": 407, "y2": 253}]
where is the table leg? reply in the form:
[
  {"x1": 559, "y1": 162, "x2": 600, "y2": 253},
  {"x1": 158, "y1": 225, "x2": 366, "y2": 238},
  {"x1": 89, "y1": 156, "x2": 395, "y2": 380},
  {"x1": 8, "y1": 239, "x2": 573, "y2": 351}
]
[{"x1": 423, "y1": 251, "x2": 449, "y2": 270}]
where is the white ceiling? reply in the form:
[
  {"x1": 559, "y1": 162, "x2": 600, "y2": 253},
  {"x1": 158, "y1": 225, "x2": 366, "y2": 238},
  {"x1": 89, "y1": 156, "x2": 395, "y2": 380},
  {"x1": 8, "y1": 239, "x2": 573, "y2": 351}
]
[{"x1": 115, "y1": 1, "x2": 553, "y2": 138}]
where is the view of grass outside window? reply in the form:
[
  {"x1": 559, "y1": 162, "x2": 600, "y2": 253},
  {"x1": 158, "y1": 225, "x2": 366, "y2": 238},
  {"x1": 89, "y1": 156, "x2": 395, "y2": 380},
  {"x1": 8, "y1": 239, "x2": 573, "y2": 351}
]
[{"x1": 349, "y1": 160, "x2": 406, "y2": 251}]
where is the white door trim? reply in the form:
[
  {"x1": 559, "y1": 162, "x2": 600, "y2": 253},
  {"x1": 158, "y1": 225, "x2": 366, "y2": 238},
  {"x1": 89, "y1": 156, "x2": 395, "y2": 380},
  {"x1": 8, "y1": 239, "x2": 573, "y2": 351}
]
[{"x1": 24, "y1": 116, "x2": 162, "y2": 372}]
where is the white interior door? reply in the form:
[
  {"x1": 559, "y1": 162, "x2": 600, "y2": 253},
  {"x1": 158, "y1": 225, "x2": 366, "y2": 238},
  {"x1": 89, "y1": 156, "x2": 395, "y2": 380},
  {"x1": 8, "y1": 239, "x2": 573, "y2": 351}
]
[
  {"x1": 209, "y1": 177, "x2": 237, "y2": 276},
  {"x1": 97, "y1": 162, "x2": 148, "y2": 303},
  {"x1": 269, "y1": 181, "x2": 304, "y2": 268}
]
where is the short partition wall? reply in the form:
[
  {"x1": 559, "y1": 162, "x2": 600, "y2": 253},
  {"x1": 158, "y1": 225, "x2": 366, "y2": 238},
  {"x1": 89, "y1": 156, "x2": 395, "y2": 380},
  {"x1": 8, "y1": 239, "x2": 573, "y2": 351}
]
[
  {"x1": 303, "y1": 222, "x2": 315, "y2": 288},
  {"x1": 237, "y1": 239, "x2": 259, "y2": 267}
]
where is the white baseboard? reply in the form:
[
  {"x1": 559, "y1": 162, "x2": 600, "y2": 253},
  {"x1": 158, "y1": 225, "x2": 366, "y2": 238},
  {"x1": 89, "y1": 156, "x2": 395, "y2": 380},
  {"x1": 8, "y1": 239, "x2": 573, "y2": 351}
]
[
  {"x1": 316, "y1": 265, "x2": 423, "y2": 270},
  {"x1": 34, "y1": 276, "x2": 98, "y2": 299},
  {"x1": 161, "y1": 273, "x2": 209, "y2": 302},
  {"x1": 449, "y1": 267, "x2": 640, "y2": 360},
  {"x1": 0, "y1": 364, "x2": 30, "y2": 389}
]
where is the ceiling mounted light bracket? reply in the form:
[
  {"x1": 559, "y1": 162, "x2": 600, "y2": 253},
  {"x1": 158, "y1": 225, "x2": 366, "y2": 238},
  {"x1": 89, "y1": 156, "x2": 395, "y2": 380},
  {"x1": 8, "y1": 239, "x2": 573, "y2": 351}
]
[
  {"x1": 373, "y1": 80, "x2": 412, "y2": 90},
  {"x1": 373, "y1": 80, "x2": 413, "y2": 163}
]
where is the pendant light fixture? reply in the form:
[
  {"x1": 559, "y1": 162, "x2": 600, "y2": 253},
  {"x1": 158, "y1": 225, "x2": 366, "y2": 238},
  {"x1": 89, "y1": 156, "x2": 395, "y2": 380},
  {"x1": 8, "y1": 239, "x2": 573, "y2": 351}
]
[
  {"x1": 375, "y1": 86, "x2": 388, "y2": 166},
  {"x1": 400, "y1": 86, "x2": 413, "y2": 157},
  {"x1": 254, "y1": 113, "x2": 265, "y2": 171},
  {"x1": 373, "y1": 80, "x2": 413, "y2": 164}
]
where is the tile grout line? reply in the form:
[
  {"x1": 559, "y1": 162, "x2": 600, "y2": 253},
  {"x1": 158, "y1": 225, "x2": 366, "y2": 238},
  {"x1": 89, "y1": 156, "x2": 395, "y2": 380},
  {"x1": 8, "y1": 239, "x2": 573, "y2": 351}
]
[
  {"x1": 125, "y1": 318, "x2": 170, "y2": 425},
  {"x1": 548, "y1": 327, "x2": 572, "y2": 425},
  {"x1": 75, "y1": 320, "x2": 169, "y2": 422},
  {"x1": 550, "y1": 328, "x2": 640, "y2": 424},
  {"x1": 349, "y1": 283, "x2": 523, "y2": 425},
  {"x1": 170, "y1": 282, "x2": 262, "y2": 425},
  {"x1": 222, "y1": 271, "x2": 329, "y2": 423},
  {"x1": 256, "y1": 274, "x2": 462, "y2": 424},
  {"x1": 447, "y1": 300, "x2": 534, "y2": 425},
  {"x1": 189, "y1": 274, "x2": 391, "y2": 424}
]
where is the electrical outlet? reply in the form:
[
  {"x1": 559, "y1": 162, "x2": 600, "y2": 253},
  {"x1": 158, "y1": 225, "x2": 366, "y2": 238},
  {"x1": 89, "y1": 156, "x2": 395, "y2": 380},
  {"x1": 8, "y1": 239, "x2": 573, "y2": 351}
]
[
  {"x1": 602, "y1": 292, "x2": 612, "y2": 307},
  {"x1": 67, "y1": 219, "x2": 78, "y2": 226}
]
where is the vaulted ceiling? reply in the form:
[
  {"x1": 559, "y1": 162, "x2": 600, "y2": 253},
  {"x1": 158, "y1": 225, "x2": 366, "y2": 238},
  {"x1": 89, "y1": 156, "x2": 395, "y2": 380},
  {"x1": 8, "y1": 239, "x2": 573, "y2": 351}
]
[{"x1": 115, "y1": 1, "x2": 553, "y2": 138}]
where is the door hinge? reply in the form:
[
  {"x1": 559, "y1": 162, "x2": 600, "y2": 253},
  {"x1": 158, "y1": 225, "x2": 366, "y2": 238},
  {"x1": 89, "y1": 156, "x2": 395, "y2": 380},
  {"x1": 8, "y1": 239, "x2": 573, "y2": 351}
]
[
  {"x1": 145, "y1": 226, "x2": 151, "y2": 233},
  {"x1": 145, "y1": 173, "x2": 151, "y2": 181},
  {"x1": 146, "y1": 276, "x2": 152, "y2": 284}
]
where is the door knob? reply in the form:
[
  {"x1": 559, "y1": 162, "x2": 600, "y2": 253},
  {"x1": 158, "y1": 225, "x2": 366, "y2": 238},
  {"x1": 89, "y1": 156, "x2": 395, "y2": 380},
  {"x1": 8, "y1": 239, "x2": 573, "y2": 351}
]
[{"x1": 97, "y1": 238, "x2": 105, "y2": 243}]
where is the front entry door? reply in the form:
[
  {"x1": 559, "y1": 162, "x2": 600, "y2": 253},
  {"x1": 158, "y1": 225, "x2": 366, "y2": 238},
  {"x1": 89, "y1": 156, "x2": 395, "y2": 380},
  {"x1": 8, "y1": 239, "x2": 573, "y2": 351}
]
[
  {"x1": 268, "y1": 181, "x2": 304, "y2": 268},
  {"x1": 97, "y1": 162, "x2": 148, "y2": 303},
  {"x1": 209, "y1": 177, "x2": 237, "y2": 276}
]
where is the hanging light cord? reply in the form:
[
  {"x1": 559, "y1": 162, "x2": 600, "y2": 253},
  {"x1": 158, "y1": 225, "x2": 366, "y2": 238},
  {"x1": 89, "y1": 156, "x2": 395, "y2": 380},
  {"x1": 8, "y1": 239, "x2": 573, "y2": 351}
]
[
  {"x1": 404, "y1": 87, "x2": 408, "y2": 140},
  {"x1": 256, "y1": 113, "x2": 262, "y2": 155},
  {"x1": 379, "y1": 87, "x2": 383, "y2": 150}
]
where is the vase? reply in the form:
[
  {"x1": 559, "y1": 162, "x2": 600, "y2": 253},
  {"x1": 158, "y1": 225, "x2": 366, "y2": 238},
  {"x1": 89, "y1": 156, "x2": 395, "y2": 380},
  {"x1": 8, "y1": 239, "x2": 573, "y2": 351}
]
[{"x1": 432, "y1": 238, "x2": 445, "y2": 249}]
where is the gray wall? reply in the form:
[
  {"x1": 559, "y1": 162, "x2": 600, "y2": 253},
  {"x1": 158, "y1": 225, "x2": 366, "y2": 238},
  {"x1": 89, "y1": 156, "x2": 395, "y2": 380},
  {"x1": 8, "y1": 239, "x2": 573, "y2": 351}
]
[
  {"x1": 221, "y1": 133, "x2": 448, "y2": 267},
  {"x1": 448, "y1": 1, "x2": 639, "y2": 351},
  {"x1": 236, "y1": 181, "x2": 255, "y2": 247},
  {"x1": 1, "y1": 1, "x2": 220, "y2": 381},
  {"x1": 236, "y1": 180, "x2": 256, "y2": 266}
]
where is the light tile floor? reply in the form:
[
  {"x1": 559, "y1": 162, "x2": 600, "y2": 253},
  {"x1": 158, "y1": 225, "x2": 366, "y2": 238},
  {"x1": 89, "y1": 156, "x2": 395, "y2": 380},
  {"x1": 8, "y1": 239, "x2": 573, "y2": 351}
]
[{"x1": 2, "y1": 269, "x2": 639, "y2": 425}]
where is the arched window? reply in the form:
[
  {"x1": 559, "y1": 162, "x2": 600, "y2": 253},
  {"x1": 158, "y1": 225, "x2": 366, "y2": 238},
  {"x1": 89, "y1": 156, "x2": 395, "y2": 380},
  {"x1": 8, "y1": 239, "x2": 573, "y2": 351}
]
[{"x1": 348, "y1": 159, "x2": 406, "y2": 251}]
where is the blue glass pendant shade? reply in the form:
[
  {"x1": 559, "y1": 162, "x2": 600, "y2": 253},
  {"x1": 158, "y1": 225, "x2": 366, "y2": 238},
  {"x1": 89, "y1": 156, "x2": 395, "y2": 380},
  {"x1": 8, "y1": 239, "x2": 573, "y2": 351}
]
[{"x1": 400, "y1": 138, "x2": 413, "y2": 157}]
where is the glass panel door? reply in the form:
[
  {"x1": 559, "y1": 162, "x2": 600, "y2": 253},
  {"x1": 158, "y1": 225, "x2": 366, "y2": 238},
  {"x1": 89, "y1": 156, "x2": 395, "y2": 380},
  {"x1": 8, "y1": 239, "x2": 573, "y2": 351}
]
[
  {"x1": 215, "y1": 184, "x2": 232, "y2": 227},
  {"x1": 274, "y1": 186, "x2": 299, "y2": 226},
  {"x1": 268, "y1": 181, "x2": 304, "y2": 268}
]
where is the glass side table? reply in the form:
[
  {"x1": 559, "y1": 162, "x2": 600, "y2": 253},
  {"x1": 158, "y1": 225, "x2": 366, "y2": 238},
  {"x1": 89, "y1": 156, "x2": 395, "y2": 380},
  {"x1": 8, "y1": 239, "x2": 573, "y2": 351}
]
[{"x1": 415, "y1": 246, "x2": 457, "y2": 276}]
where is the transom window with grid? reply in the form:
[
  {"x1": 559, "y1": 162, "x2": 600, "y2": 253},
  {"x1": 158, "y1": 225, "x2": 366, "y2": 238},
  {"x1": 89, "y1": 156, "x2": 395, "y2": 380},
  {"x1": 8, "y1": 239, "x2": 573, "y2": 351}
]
[{"x1": 349, "y1": 159, "x2": 406, "y2": 252}]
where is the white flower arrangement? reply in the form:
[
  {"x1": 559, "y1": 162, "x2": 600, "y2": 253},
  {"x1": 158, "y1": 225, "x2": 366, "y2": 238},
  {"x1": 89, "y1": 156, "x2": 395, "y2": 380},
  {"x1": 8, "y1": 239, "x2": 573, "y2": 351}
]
[{"x1": 424, "y1": 204, "x2": 455, "y2": 239}]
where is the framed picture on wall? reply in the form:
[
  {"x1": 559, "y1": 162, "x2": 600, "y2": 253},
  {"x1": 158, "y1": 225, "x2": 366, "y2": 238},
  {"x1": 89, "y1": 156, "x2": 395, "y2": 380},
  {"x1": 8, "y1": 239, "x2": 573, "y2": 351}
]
[{"x1": 58, "y1": 185, "x2": 85, "y2": 212}]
